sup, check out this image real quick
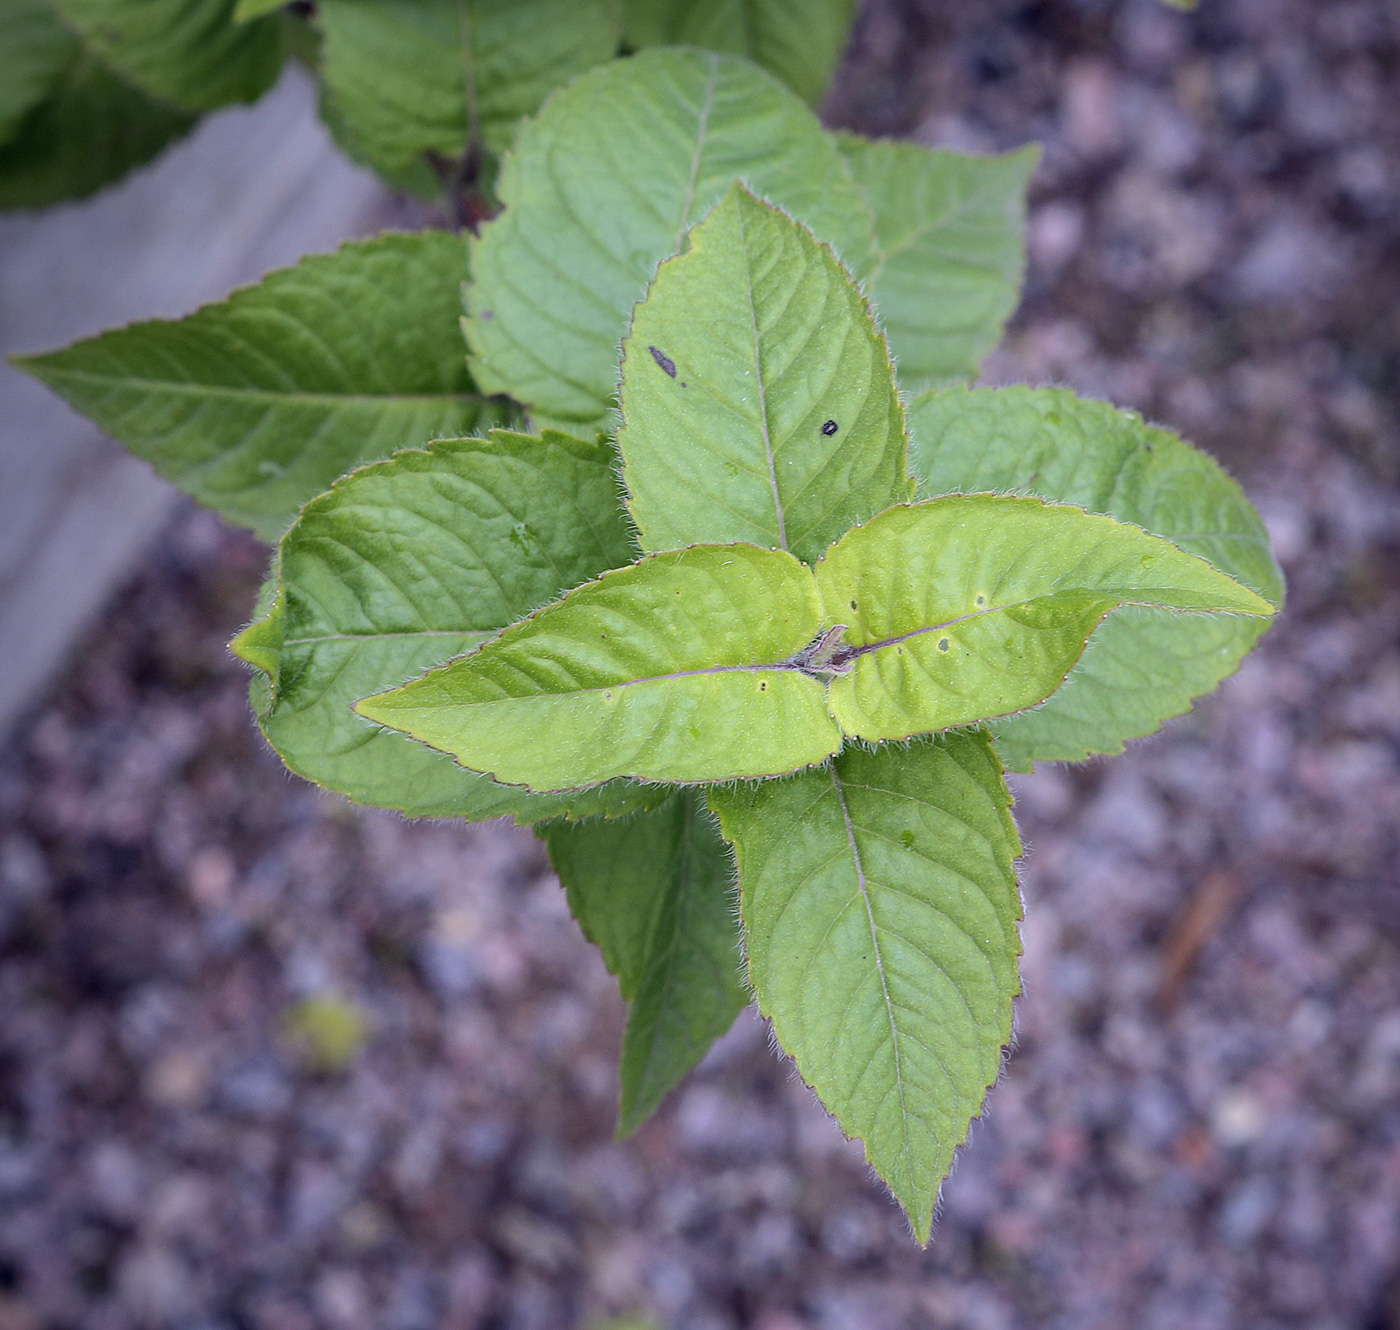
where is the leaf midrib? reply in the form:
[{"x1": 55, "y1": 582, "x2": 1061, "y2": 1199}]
[
  {"x1": 846, "y1": 591, "x2": 1114, "y2": 659},
  {"x1": 673, "y1": 55, "x2": 719, "y2": 253},
  {"x1": 447, "y1": 658, "x2": 805, "y2": 704},
  {"x1": 625, "y1": 793, "x2": 697, "y2": 1122},
  {"x1": 30, "y1": 367, "x2": 489, "y2": 408},
  {"x1": 733, "y1": 196, "x2": 788, "y2": 552},
  {"x1": 456, "y1": 0, "x2": 480, "y2": 154},
  {"x1": 841, "y1": 565, "x2": 1270, "y2": 661},
  {"x1": 830, "y1": 766, "x2": 915, "y2": 1196},
  {"x1": 282, "y1": 628, "x2": 494, "y2": 647}
]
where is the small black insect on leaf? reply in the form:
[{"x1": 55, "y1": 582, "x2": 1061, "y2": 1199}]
[
  {"x1": 821, "y1": 419, "x2": 838, "y2": 436},
  {"x1": 649, "y1": 345, "x2": 678, "y2": 378}
]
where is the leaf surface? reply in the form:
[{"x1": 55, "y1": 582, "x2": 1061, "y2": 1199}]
[
  {"x1": 49, "y1": 0, "x2": 284, "y2": 109},
  {"x1": 836, "y1": 134, "x2": 1036, "y2": 389},
  {"x1": 620, "y1": 186, "x2": 907, "y2": 566},
  {"x1": 710, "y1": 732, "x2": 1022, "y2": 1242},
  {"x1": 233, "y1": 0, "x2": 284, "y2": 19},
  {"x1": 908, "y1": 387, "x2": 1285, "y2": 768},
  {"x1": 466, "y1": 48, "x2": 877, "y2": 428},
  {"x1": 543, "y1": 791, "x2": 748, "y2": 1132},
  {"x1": 814, "y1": 495, "x2": 1275, "y2": 743},
  {"x1": 357, "y1": 544, "x2": 842, "y2": 789},
  {"x1": 0, "y1": 51, "x2": 197, "y2": 209},
  {"x1": 232, "y1": 429, "x2": 660, "y2": 824},
  {"x1": 16, "y1": 232, "x2": 508, "y2": 541},
  {"x1": 620, "y1": 0, "x2": 856, "y2": 104},
  {"x1": 0, "y1": 0, "x2": 80, "y2": 147},
  {"x1": 317, "y1": 0, "x2": 618, "y2": 178}
]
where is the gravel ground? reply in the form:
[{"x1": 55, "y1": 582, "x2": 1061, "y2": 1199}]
[{"x1": 2, "y1": 1, "x2": 1399, "y2": 1327}]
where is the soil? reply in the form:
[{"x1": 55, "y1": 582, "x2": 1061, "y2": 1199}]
[{"x1": 2, "y1": 0, "x2": 1399, "y2": 1327}]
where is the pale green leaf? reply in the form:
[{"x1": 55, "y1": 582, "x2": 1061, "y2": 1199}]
[
  {"x1": 232, "y1": 429, "x2": 661, "y2": 824},
  {"x1": 0, "y1": 0, "x2": 81, "y2": 147},
  {"x1": 813, "y1": 494, "x2": 1276, "y2": 743},
  {"x1": 621, "y1": 0, "x2": 856, "y2": 104},
  {"x1": 466, "y1": 47, "x2": 878, "y2": 429},
  {"x1": 835, "y1": 134, "x2": 1036, "y2": 390},
  {"x1": 317, "y1": 0, "x2": 618, "y2": 178},
  {"x1": 357, "y1": 543, "x2": 842, "y2": 789},
  {"x1": 619, "y1": 185, "x2": 907, "y2": 566},
  {"x1": 49, "y1": 0, "x2": 284, "y2": 109},
  {"x1": 710, "y1": 732, "x2": 1022, "y2": 1242},
  {"x1": 908, "y1": 386, "x2": 1285, "y2": 769},
  {"x1": 543, "y1": 791, "x2": 748, "y2": 1132},
  {"x1": 0, "y1": 49, "x2": 198, "y2": 210},
  {"x1": 15, "y1": 232, "x2": 509, "y2": 541}
]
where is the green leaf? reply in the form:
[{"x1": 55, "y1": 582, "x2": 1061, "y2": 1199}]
[
  {"x1": 466, "y1": 47, "x2": 878, "y2": 429},
  {"x1": 0, "y1": 0, "x2": 81, "y2": 148},
  {"x1": 907, "y1": 386, "x2": 1285, "y2": 769},
  {"x1": 15, "y1": 232, "x2": 510, "y2": 541},
  {"x1": 709, "y1": 731, "x2": 1022, "y2": 1242},
  {"x1": 543, "y1": 791, "x2": 748, "y2": 1133},
  {"x1": 49, "y1": 0, "x2": 284, "y2": 110},
  {"x1": 0, "y1": 50, "x2": 198, "y2": 210},
  {"x1": 619, "y1": 185, "x2": 907, "y2": 566},
  {"x1": 317, "y1": 0, "x2": 619, "y2": 179},
  {"x1": 835, "y1": 134, "x2": 1036, "y2": 390},
  {"x1": 232, "y1": 428, "x2": 661, "y2": 824},
  {"x1": 233, "y1": 0, "x2": 283, "y2": 20},
  {"x1": 620, "y1": 0, "x2": 856, "y2": 104},
  {"x1": 813, "y1": 494, "x2": 1276, "y2": 744},
  {"x1": 314, "y1": 76, "x2": 444, "y2": 201},
  {"x1": 357, "y1": 543, "x2": 842, "y2": 790}
]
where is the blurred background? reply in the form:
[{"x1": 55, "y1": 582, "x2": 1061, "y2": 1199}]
[{"x1": 0, "y1": 0, "x2": 1398, "y2": 1326}]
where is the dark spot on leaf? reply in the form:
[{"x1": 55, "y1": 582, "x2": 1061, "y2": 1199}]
[
  {"x1": 759, "y1": 681, "x2": 767, "y2": 691},
  {"x1": 649, "y1": 345, "x2": 677, "y2": 378},
  {"x1": 975, "y1": 594, "x2": 986, "y2": 607},
  {"x1": 900, "y1": 829, "x2": 916, "y2": 849},
  {"x1": 821, "y1": 419, "x2": 839, "y2": 436},
  {"x1": 938, "y1": 638, "x2": 950, "y2": 652},
  {"x1": 849, "y1": 599, "x2": 858, "y2": 611},
  {"x1": 479, "y1": 309, "x2": 494, "y2": 321}
]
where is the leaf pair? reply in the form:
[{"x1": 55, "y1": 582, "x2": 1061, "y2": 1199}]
[{"x1": 355, "y1": 490, "x2": 1272, "y2": 791}]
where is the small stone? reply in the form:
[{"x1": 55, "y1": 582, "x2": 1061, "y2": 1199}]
[
  {"x1": 315, "y1": 1270, "x2": 369, "y2": 1329},
  {"x1": 145, "y1": 1048, "x2": 211, "y2": 1109},
  {"x1": 1063, "y1": 61, "x2": 1123, "y2": 161},
  {"x1": 186, "y1": 846, "x2": 236, "y2": 909},
  {"x1": 1233, "y1": 216, "x2": 1353, "y2": 304},
  {"x1": 1211, "y1": 1089, "x2": 1268, "y2": 1147}
]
